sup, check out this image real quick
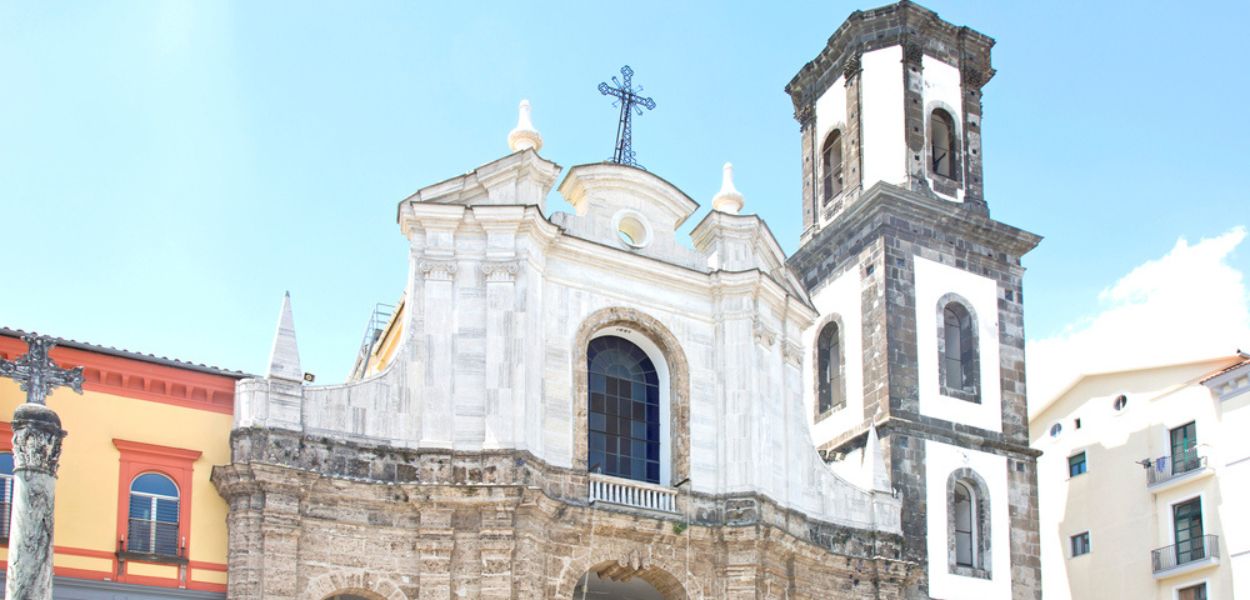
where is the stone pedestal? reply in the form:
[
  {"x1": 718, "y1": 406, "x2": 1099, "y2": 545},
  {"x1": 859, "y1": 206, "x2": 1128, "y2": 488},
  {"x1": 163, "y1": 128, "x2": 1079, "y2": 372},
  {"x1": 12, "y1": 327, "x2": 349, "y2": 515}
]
[{"x1": 5, "y1": 403, "x2": 67, "y2": 600}]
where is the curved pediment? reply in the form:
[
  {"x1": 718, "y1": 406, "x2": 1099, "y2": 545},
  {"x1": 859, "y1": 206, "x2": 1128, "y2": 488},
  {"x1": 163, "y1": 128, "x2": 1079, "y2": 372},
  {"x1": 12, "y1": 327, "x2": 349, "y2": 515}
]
[{"x1": 555, "y1": 163, "x2": 704, "y2": 269}]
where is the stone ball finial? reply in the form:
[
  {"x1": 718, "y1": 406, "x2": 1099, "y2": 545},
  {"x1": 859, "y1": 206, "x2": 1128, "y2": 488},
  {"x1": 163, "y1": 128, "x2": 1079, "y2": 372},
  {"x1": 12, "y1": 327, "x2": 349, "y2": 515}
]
[
  {"x1": 507, "y1": 99, "x2": 543, "y2": 153},
  {"x1": 712, "y1": 162, "x2": 744, "y2": 214}
]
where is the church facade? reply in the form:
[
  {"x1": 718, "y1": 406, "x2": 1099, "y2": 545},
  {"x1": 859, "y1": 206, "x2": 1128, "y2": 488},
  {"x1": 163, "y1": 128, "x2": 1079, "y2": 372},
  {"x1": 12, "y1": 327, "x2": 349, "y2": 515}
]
[{"x1": 212, "y1": 3, "x2": 1042, "y2": 599}]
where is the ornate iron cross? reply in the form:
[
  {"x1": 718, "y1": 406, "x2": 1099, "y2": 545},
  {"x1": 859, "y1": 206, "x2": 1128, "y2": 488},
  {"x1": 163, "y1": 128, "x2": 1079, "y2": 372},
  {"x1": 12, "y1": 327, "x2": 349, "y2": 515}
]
[
  {"x1": 599, "y1": 65, "x2": 656, "y2": 169},
  {"x1": 0, "y1": 334, "x2": 84, "y2": 406}
]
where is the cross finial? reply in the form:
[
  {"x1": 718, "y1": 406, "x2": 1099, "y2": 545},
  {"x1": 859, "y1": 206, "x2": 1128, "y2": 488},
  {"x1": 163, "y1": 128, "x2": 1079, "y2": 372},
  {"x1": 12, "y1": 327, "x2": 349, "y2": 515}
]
[
  {"x1": 598, "y1": 65, "x2": 657, "y2": 169},
  {"x1": 0, "y1": 334, "x2": 84, "y2": 406}
]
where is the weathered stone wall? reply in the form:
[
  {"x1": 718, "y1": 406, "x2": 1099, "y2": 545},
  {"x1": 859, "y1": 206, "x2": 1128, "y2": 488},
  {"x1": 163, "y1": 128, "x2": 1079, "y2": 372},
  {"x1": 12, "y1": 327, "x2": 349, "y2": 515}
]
[{"x1": 213, "y1": 429, "x2": 917, "y2": 600}]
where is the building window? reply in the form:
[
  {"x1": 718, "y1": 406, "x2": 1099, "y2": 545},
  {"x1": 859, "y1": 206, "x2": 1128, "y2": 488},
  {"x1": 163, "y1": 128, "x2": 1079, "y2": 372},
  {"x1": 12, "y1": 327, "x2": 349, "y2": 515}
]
[
  {"x1": 1173, "y1": 497, "x2": 1205, "y2": 564},
  {"x1": 1113, "y1": 394, "x2": 1128, "y2": 411},
  {"x1": 1177, "y1": 583, "x2": 1208, "y2": 600},
  {"x1": 0, "y1": 453, "x2": 11, "y2": 541},
  {"x1": 588, "y1": 336, "x2": 661, "y2": 484},
  {"x1": 1070, "y1": 532, "x2": 1090, "y2": 557},
  {"x1": 938, "y1": 299, "x2": 979, "y2": 401},
  {"x1": 127, "y1": 473, "x2": 180, "y2": 556},
  {"x1": 1068, "y1": 452, "x2": 1087, "y2": 477},
  {"x1": 930, "y1": 108, "x2": 958, "y2": 180},
  {"x1": 821, "y1": 130, "x2": 844, "y2": 203},
  {"x1": 1049, "y1": 423, "x2": 1062, "y2": 437},
  {"x1": 816, "y1": 320, "x2": 845, "y2": 416},
  {"x1": 947, "y1": 468, "x2": 991, "y2": 578},
  {"x1": 1170, "y1": 421, "x2": 1199, "y2": 475}
]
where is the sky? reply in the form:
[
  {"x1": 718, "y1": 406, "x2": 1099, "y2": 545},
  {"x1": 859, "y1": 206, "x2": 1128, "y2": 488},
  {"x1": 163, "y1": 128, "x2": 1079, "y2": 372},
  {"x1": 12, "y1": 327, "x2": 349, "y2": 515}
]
[{"x1": 1, "y1": 1, "x2": 1247, "y2": 403}]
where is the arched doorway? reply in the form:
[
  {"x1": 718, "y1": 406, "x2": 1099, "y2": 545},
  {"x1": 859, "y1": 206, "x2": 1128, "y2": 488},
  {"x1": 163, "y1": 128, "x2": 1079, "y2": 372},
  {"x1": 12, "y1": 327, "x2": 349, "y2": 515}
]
[{"x1": 571, "y1": 561, "x2": 686, "y2": 600}]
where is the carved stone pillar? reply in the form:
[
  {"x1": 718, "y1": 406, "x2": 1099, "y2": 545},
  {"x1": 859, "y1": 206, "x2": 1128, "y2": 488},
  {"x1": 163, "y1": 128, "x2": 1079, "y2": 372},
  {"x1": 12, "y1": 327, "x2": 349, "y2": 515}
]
[{"x1": 5, "y1": 403, "x2": 67, "y2": 600}]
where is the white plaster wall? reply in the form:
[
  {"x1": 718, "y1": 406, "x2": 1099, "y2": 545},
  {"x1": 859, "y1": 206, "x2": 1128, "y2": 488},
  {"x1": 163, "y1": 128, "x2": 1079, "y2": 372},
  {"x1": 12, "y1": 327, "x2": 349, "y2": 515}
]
[
  {"x1": 1029, "y1": 360, "x2": 1239, "y2": 600},
  {"x1": 925, "y1": 440, "x2": 1011, "y2": 600},
  {"x1": 914, "y1": 255, "x2": 1001, "y2": 432},
  {"x1": 1217, "y1": 386, "x2": 1250, "y2": 599},
  {"x1": 860, "y1": 45, "x2": 906, "y2": 191},
  {"x1": 921, "y1": 55, "x2": 965, "y2": 202},
  {"x1": 814, "y1": 74, "x2": 847, "y2": 146},
  {"x1": 805, "y1": 267, "x2": 865, "y2": 445}
]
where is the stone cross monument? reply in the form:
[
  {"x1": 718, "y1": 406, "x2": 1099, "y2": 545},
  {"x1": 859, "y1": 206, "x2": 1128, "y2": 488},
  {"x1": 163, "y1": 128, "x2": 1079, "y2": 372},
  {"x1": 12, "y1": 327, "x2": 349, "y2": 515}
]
[{"x1": 0, "y1": 334, "x2": 83, "y2": 599}]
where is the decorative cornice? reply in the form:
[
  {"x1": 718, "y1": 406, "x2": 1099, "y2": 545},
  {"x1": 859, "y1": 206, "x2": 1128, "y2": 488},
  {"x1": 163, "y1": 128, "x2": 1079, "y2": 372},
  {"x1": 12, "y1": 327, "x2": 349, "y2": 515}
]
[
  {"x1": 902, "y1": 42, "x2": 924, "y2": 65},
  {"x1": 842, "y1": 53, "x2": 863, "y2": 80},
  {"x1": 419, "y1": 260, "x2": 458, "y2": 282}
]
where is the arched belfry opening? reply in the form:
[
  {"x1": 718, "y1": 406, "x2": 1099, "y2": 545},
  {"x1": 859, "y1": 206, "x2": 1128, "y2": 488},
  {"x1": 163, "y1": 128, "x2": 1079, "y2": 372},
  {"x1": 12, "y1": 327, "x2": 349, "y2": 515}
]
[{"x1": 572, "y1": 561, "x2": 687, "y2": 600}]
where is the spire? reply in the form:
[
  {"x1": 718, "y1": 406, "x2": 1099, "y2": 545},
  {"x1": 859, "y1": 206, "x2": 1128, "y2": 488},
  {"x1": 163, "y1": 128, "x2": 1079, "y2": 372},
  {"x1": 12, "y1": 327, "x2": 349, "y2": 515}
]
[
  {"x1": 507, "y1": 99, "x2": 543, "y2": 153},
  {"x1": 267, "y1": 291, "x2": 303, "y2": 382},
  {"x1": 711, "y1": 162, "x2": 745, "y2": 214},
  {"x1": 865, "y1": 426, "x2": 892, "y2": 493}
]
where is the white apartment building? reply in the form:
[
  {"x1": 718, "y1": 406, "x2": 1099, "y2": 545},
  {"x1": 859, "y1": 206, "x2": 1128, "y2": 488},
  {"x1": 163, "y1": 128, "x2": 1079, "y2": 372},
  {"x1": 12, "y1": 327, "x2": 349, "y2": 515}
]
[{"x1": 1031, "y1": 352, "x2": 1250, "y2": 599}]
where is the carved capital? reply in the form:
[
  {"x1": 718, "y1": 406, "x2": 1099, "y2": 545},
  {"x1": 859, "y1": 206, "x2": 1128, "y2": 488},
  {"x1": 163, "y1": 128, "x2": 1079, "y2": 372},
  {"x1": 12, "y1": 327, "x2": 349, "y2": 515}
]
[
  {"x1": 961, "y1": 64, "x2": 985, "y2": 89},
  {"x1": 753, "y1": 318, "x2": 778, "y2": 348},
  {"x1": 479, "y1": 261, "x2": 519, "y2": 283},
  {"x1": 419, "y1": 260, "x2": 458, "y2": 282},
  {"x1": 11, "y1": 404, "x2": 66, "y2": 477},
  {"x1": 903, "y1": 42, "x2": 924, "y2": 65},
  {"x1": 784, "y1": 341, "x2": 804, "y2": 366},
  {"x1": 843, "y1": 53, "x2": 863, "y2": 80},
  {"x1": 794, "y1": 103, "x2": 815, "y2": 126}
]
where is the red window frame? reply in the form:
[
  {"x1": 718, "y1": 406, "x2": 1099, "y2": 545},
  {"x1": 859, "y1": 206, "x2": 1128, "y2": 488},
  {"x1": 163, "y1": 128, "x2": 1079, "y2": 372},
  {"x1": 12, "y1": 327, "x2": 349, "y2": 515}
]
[{"x1": 113, "y1": 439, "x2": 201, "y2": 583}]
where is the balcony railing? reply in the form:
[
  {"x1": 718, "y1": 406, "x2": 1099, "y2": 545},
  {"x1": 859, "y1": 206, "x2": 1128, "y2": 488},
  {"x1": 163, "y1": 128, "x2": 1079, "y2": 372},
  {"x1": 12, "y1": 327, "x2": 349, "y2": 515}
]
[
  {"x1": 1151, "y1": 534, "x2": 1219, "y2": 574},
  {"x1": 1146, "y1": 452, "x2": 1207, "y2": 486},
  {"x1": 589, "y1": 473, "x2": 677, "y2": 513}
]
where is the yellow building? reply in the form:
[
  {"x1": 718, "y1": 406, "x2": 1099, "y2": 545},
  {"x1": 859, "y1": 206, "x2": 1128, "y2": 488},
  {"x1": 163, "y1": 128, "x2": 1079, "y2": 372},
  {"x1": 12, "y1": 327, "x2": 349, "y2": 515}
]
[
  {"x1": 0, "y1": 328, "x2": 245, "y2": 599},
  {"x1": 1031, "y1": 353, "x2": 1250, "y2": 600}
]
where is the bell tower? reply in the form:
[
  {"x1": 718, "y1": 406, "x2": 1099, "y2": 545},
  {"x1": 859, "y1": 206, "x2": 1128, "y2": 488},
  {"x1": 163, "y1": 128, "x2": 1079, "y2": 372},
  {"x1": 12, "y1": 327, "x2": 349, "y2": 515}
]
[
  {"x1": 787, "y1": 3, "x2": 1043, "y2": 599},
  {"x1": 786, "y1": 0, "x2": 993, "y2": 241}
]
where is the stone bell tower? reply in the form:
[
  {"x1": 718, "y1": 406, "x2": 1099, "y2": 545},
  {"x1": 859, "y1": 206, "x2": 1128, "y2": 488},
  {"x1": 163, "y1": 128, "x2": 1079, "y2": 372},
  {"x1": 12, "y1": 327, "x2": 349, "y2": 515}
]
[{"x1": 787, "y1": 2, "x2": 1043, "y2": 599}]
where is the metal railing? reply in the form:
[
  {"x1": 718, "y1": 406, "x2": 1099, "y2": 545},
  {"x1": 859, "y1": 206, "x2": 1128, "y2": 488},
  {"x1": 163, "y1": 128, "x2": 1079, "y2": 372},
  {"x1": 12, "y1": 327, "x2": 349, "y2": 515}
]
[
  {"x1": 1151, "y1": 534, "x2": 1219, "y2": 573},
  {"x1": 1146, "y1": 452, "x2": 1207, "y2": 486},
  {"x1": 589, "y1": 473, "x2": 677, "y2": 513},
  {"x1": 349, "y1": 303, "x2": 396, "y2": 379}
]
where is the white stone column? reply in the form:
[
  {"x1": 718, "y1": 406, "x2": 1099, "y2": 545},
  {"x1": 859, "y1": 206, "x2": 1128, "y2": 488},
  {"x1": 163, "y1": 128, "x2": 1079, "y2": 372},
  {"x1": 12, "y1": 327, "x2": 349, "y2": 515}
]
[{"x1": 5, "y1": 403, "x2": 67, "y2": 600}]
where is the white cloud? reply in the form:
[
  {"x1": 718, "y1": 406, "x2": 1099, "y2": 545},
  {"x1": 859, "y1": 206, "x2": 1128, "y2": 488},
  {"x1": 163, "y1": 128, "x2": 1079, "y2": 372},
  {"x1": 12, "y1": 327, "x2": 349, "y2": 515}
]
[{"x1": 1027, "y1": 226, "x2": 1250, "y2": 415}]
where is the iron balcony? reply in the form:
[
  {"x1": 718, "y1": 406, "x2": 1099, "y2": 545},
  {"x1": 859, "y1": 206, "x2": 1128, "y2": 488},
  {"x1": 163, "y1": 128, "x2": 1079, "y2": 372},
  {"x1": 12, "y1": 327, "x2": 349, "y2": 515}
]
[
  {"x1": 1151, "y1": 534, "x2": 1219, "y2": 576},
  {"x1": 1146, "y1": 451, "x2": 1207, "y2": 486}
]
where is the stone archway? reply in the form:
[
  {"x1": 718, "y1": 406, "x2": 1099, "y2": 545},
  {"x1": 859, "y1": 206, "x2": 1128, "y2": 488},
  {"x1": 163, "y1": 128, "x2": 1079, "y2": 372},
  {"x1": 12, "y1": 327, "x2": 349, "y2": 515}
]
[
  {"x1": 570, "y1": 560, "x2": 688, "y2": 600},
  {"x1": 304, "y1": 572, "x2": 409, "y2": 600}
]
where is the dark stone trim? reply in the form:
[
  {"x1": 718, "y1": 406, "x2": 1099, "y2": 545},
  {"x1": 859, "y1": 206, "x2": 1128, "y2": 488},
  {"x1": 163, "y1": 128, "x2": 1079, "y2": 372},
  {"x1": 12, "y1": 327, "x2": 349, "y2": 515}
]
[
  {"x1": 935, "y1": 292, "x2": 981, "y2": 403},
  {"x1": 813, "y1": 314, "x2": 849, "y2": 421}
]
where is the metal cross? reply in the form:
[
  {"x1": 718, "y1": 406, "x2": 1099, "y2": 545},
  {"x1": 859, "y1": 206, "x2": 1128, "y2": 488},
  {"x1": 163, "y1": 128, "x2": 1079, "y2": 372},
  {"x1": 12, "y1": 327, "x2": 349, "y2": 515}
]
[
  {"x1": 0, "y1": 334, "x2": 84, "y2": 406},
  {"x1": 598, "y1": 65, "x2": 656, "y2": 169}
]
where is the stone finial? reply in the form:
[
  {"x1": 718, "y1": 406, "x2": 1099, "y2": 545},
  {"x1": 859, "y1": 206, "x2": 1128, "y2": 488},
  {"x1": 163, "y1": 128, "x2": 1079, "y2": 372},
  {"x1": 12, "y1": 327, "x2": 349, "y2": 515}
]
[
  {"x1": 267, "y1": 291, "x2": 303, "y2": 382},
  {"x1": 507, "y1": 99, "x2": 543, "y2": 153},
  {"x1": 711, "y1": 162, "x2": 745, "y2": 214}
]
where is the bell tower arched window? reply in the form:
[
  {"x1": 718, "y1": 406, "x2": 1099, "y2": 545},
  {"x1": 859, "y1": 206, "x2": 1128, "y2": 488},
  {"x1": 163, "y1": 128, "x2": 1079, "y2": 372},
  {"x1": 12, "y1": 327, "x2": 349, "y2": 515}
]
[
  {"x1": 930, "y1": 109, "x2": 958, "y2": 180},
  {"x1": 821, "y1": 130, "x2": 844, "y2": 203},
  {"x1": 588, "y1": 336, "x2": 661, "y2": 484},
  {"x1": 947, "y1": 468, "x2": 991, "y2": 578},
  {"x1": 816, "y1": 320, "x2": 845, "y2": 416},
  {"x1": 939, "y1": 299, "x2": 979, "y2": 401}
]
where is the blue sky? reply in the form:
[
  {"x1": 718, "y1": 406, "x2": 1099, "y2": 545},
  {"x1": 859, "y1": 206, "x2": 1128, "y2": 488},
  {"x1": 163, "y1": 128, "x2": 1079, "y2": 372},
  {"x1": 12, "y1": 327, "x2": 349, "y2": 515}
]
[{"x1": 2, "y1": 1, "x2": 1247, "y2": 382}]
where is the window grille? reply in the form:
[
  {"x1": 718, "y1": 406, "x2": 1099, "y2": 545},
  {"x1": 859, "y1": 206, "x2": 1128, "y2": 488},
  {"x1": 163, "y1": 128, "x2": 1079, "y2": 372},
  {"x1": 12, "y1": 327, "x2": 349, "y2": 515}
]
[
  {"x1": 930, "y1": 109, "x2": 957, "y2": 179},
  {"x1": 821, "y1": 131, "x2": 844, "y2": 203},
  {"x1": 953, "y1": 482, "x2": 975, "y2": 567},
  {"x1": 816, "y1": 321, "x2": 844, "y2": 414},
  {"x1": 126, "y1": 473, "x2": 180, "y2": 556}
]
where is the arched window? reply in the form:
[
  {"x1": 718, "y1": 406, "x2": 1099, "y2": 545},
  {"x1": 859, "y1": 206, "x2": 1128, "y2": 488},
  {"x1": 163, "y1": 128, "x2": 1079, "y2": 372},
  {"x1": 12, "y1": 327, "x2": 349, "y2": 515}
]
[
  {"x1": 0, "y1": 453, "x2": 12, "y2": 540},
  {"x1": 940, "y1": 300, "x2": 978, "y2": 400},
  {"x1": 816, "y1": 321, "x2": 845, "y2": 415},
  {"x1": 588, "y1": 336, "x2": 661, "y2": 484},
  {"x1": 821, "y1": 130, "x2": 844, "y2": 203},
  {"x1": 953, "y1": 481, "x2": 976, "y2": 567},
  {"x1": 948, "y1": 469, "x2": 991, "y2": 577},
  {"x1": 930, "y1": 109, "x2": 958, "y2": 180},
  {"x1": 127, "y1": 473, "x2": 180, "y2": 556}
]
